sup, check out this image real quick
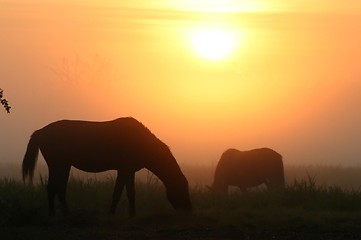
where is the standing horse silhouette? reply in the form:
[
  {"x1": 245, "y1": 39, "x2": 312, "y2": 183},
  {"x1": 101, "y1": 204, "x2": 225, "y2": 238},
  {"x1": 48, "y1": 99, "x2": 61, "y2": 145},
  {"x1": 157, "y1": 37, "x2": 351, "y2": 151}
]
[
  {"x1": 22, "y1": 117, "x2": 192, "y2": 216},
  {"x1": 212, "y1": 148, "x2": 285, "y2": 193}
]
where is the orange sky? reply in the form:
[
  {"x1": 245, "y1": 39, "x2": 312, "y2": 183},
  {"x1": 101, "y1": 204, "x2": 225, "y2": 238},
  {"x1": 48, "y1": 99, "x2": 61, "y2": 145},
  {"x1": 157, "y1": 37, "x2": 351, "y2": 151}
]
[{"x1": 1, "y1": 1, "x2": 361, "y2": 166}]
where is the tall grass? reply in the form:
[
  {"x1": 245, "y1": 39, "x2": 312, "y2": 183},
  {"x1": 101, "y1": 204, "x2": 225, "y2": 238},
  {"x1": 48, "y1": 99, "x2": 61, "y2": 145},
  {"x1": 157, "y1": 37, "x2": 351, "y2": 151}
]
[
  {"x1": 2, "y1": 175, "x2": 361, "y2": 221},
  {"x1": 1, "y1": 174, "x2": 361, "y2": 239},
  {"x1": 2, "y1": 163, "x2": 361, "y2": 238}
]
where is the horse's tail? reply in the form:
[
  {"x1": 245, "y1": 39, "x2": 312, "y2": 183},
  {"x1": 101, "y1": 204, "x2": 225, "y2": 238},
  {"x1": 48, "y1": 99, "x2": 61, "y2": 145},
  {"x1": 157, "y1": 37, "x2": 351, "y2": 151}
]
[{"x1": 22, "y1": 130, "x2": 40, "y2": 183}]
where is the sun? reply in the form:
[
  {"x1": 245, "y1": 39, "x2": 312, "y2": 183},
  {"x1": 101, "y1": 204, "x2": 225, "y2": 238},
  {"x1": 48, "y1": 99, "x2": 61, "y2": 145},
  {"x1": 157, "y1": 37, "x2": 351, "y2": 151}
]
[{"x1": 191, "y1": 28, "x2": 238, "y2": 61}]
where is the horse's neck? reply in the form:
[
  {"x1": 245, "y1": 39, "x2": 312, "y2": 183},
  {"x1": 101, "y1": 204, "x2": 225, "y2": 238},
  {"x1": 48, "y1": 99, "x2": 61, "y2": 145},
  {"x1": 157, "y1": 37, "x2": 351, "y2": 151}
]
[{"x1": 146, "y1": 159, "x2": 181, "y2": 187}]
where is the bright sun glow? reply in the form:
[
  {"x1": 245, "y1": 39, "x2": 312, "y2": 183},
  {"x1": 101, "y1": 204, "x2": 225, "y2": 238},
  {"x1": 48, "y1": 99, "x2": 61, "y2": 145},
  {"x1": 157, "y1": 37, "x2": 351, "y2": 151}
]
[
  {"x1": 191, "y1": 28, "x2": 239, "y2": 60},
  {"x1": 169, "y1": 0, "x2": 271, "y2": 13}
]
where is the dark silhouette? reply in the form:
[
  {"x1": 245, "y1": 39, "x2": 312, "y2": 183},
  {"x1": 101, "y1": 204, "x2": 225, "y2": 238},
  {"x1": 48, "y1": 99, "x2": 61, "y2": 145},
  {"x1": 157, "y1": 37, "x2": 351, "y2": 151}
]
[
  {"x1": 0, "y1": 88, "x2": 11, "y2": 113},
  {"x1": 212, "y1": 148, "x2": 285, "y2": 193},
  {"x1": 22, "y1": 117, "x2": 192, "y2": 216}
]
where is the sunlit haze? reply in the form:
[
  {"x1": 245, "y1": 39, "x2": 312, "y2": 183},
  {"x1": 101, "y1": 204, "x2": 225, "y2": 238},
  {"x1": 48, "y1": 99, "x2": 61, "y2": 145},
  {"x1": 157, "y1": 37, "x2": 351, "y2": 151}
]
[{"x1": 1, "y1": 0, "x2": 361, "y2": 168}]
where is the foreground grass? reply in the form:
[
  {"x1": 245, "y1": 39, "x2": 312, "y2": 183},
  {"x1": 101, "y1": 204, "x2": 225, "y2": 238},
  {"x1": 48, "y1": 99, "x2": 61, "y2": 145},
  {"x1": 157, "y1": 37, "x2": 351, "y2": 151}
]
[{"x1": 1, "y1": 177, "x2": 361, "y2": 240}]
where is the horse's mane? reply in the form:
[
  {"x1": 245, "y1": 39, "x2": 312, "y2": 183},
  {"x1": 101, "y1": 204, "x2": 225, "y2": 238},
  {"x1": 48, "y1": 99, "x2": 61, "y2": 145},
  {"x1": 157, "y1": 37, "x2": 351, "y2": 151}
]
[{"x1": 121, "y1": 117, "x2": 172, "y2": 151}]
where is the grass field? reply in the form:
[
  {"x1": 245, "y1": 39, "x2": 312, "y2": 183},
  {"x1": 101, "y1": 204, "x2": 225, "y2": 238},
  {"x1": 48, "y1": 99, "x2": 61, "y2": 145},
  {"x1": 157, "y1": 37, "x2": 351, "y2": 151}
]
[{"x1": 1, "y1": 164, "x2": 361, "y2": 239}]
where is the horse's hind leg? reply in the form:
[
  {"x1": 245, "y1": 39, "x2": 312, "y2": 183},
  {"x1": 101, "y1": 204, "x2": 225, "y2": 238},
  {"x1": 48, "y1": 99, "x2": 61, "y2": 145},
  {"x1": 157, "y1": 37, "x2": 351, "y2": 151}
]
[
  {"x1": 56, "y1": 164, "x2": 71, "y2": 215},
  {"x1": 47, "y1": 163, "x2": 71, "y2": 216},
  {"x1": 47, "y1": 169, "x2": 56, "y2": 216},
  {"x1": 125, "y1": 171, "x2": 136, "y2": 217}
]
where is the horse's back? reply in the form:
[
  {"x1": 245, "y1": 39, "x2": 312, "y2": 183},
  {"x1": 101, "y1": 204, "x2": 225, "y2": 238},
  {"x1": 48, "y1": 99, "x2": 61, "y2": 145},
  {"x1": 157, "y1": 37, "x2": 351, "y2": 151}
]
[
  {"x1": 40, "y1": 117, "x2": 141, "y2": 133},
  {"x1": 219, "y1": 148, "x2": 282, "y2": 168},
  {"x1": 37, "y1": 117, "x2": 151, "y2": 145},
  {"x1": 215, "y1": 148, "x2": 283, "y2": 188},
  {"x1": 33, "y1": 117, "x2": 163, "y2": 172}
]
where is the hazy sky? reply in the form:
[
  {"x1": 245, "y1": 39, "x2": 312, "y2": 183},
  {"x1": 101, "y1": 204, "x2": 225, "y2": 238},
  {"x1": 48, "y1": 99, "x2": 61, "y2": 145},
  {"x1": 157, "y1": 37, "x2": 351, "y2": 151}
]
[{"x1": 1, "y1": 1, "x2": 361, "y2": 166}]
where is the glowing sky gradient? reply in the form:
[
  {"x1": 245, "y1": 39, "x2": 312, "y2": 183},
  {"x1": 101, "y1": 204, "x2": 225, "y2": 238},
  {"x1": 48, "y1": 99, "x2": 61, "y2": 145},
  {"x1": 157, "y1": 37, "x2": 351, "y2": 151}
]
[{"x1": 1, "y1": 1, "x2": 361, "y2": 167}]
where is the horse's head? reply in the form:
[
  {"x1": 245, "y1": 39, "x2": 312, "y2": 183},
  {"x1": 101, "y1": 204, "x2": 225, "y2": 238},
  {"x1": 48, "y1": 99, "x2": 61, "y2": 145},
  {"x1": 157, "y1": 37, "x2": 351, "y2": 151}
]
[
  {"x1": 165, "y1": 175, "x2": 192, "y2": 212},
  {"x1": 210, "y1": 179, "x2": 228, "y2": 195},
  {"x1": 147, "y1": 146, "x2": 192, "y2": 212}
]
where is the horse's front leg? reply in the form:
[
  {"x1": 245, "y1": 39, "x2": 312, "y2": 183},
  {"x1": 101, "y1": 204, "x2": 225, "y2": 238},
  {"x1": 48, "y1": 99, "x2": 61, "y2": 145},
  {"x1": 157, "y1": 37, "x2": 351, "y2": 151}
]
[
  {"x1": 125, "y1": 171, "x2": 136, "y2": 217},
  {"x1": 108, "y1": 171, "x2": 127, "y2": 215}
]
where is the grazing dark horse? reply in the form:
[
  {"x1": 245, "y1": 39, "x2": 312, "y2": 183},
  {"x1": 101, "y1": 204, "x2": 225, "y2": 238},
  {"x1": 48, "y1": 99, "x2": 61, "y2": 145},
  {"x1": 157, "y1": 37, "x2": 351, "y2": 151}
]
[
  {"x1": 212, "y1": 148, "x2": 285, "y2": 194},
  {"x1": 22, "y1": 117, "x2": 192, "y2": 216}
]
